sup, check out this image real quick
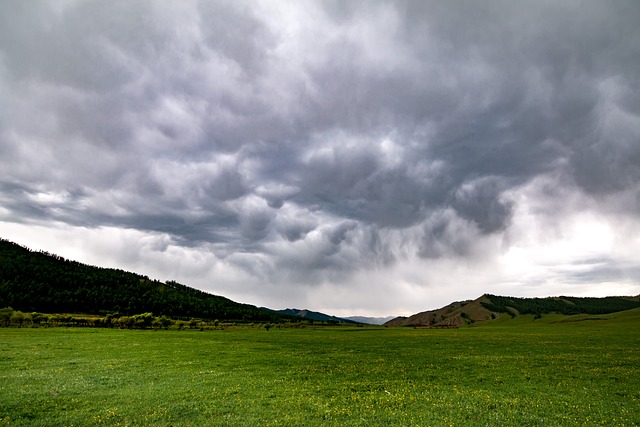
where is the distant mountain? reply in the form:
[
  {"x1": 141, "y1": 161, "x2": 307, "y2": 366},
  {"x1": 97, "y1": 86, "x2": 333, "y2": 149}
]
[
  {"x1": 385, "y1": 294, "x2": 640, "y2": 327},
  {"x1": 344, "y1": 315, "x2": 397, "y2": 325},
  {"x1": 267, "y1": 308, "x2": 359, "y2": 324},
  {"x1": 0, "y1": 238, "x2": 292, "y2": 323}
]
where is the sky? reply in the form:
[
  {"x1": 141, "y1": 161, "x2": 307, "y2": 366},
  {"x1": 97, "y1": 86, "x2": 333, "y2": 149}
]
[{"x1": 1, "y1": 1, "x2": 639, "y2": 317}]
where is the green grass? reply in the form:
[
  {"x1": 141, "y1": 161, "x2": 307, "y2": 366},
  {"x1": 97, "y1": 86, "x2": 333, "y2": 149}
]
[{"x1": 1, "y1": 316, "x2": 639, "y2": 426}]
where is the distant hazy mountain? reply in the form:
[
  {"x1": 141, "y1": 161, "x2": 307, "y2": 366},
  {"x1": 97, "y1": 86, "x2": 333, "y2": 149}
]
[{"x1": 344, "y1": 315, "x2": 397, "y2": 325}]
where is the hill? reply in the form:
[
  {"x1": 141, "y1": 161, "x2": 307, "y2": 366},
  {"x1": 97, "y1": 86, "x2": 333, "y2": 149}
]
[
  {"x1": 0, "y1": 238, "x2": 290, "y2": 322},
  {"x1": 267, "y1": 308, "x2": 359, "y2": 324},
  {"x1": 385, "y1": 293, "x2": 640, "y2": 327}
]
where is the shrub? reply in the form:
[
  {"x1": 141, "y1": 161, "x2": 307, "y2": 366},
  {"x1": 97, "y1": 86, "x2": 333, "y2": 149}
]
[
  {"x1": 0, "y1": 307, "x2": 14, "y2": 326},
  {"x1": 10, "y1": 311, "x2": 27, "y2": 327}
]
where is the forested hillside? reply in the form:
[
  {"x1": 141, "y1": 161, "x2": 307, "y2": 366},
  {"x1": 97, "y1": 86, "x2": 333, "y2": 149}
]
[
  {"x1": 481, "y1": 294, "x2": 640, "y2": 316},
  {"x1": 0, "y1": 238, "x2": 288, "y2": 322}
]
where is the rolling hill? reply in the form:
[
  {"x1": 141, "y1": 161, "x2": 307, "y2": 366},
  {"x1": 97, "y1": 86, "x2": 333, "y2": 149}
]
[
  {"x1": 0, "y1": 238, "x2": 291, "y2": 322},
  {"x1": 386, "y1": 293, "x2": 640, "y2": 327}
]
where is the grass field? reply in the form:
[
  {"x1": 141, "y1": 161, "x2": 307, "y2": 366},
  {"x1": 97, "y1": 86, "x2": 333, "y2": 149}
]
[{"x1": 1, "y1": 311, "x2": 639, "y2": 426}]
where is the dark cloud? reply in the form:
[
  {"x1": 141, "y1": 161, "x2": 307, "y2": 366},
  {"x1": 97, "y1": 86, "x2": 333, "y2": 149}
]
[
  {"x1": 418, "y1": 210, "x2": 477, "y2": 260},
  {"x1": 452, "y1": 177, "x2": 513, "y2": 234},
  {"x1": 1, "y1": 0, "x2": 639, "y2": 314}
]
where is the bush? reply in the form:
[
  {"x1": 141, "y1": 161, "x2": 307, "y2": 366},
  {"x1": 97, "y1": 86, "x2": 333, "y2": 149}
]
[
  {"x1": 0, "y1": 307, "x2": 14, "y2": 326},
  {"x1": 10, "y1": 311, "x2": 28, "y2": 327}
]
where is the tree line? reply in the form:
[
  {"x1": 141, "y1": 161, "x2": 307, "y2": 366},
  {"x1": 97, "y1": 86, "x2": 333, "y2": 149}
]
[
  {"x1": 0, "y1": 307, "x2": 174, "y2": 329},
  {"x1": 0, "y1": 306, "x2": 329, "y2": 331}
]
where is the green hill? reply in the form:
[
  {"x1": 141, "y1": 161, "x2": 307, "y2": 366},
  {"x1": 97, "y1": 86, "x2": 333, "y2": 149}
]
[
  {"x1": 386, "y1": 293, "x2": 640, "y2": 327},
  {"x1": 0, "y1": 238, "x2": 290, "y2": 322},
  {"x1": 480, "y1": 294, "x2": 640, "y2": 316}
]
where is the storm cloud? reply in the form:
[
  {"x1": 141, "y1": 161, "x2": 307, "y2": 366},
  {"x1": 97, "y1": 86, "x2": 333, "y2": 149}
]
[{"x1": 1, "y1": 0, "x2": 639, "y2": 315}]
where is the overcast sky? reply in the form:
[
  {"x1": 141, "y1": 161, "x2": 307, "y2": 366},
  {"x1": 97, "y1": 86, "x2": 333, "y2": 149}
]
[{"x1": 1, "y1": 1, "x2": 639, "y2": 316}]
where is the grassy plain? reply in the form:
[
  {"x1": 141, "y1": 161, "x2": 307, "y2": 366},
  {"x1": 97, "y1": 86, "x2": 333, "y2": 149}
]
[{"x1": 1, "y1": 311, "x2": 639, "y2": 426}]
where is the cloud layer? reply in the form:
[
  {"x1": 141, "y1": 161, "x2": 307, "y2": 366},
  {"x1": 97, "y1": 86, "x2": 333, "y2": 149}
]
[{"x1": 1, "y1": 0, "x2": 639, "y2": 315}]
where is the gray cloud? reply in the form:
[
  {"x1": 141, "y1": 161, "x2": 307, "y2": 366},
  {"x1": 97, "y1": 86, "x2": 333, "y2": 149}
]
[
  {"x1": 452, "y1": 177, "x2": 513, "y2": 234},
  {"x1": 1, "y1": 0, "x2": 639, "y2": 314}
]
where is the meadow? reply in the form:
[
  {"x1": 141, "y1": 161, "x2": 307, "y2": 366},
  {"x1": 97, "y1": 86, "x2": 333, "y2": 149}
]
[{"x1": 1, "y1": 312, "x2": 639, "y2": 426}]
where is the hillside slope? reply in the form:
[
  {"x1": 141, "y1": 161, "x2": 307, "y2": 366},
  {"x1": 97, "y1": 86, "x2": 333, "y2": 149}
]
[
  {"x1": 385, "y1": 295, "x2": 494, "y2": 327},
  {"x1": 386, "y1": 294, "x2": 640, "y2": 327},
  {"x1": 0, "y1": 238, "x2": 290, "y2": 322}
]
